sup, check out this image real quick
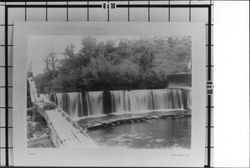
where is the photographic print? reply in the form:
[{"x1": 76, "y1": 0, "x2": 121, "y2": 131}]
[
  {"x1": 13, "y1": 22, "x2": 206, "y2": 167},
  {"x1": 27, "y1": 35, "x2": 192, "y2": 149}
]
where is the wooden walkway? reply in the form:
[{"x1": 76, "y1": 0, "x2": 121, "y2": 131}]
[
  {"x1": 45, "y1": 108, "x2": 97, "y2": 148},
  {"x1": 28, "y1": 77, "x2": 97, "y2": 148}
]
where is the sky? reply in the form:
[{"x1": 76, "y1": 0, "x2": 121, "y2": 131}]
[{"x1": 27, "y1": 35, "x2": 82, "y2": 76}]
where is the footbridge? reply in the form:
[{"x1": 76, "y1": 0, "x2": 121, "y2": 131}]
[{"x1": 28, "y1": 77, "x2": 97, "y2": 148}]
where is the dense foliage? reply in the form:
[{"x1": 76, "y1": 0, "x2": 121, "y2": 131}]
[{"x1": 34, "y1": 36, "x2": 191, "y2": 93}]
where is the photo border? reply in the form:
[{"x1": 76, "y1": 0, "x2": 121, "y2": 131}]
[{"x1": 4, "y1": 3, "x2": 212, "y2": 168}]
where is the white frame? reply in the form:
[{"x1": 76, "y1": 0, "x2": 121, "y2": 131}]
[{"x1": 13, "y1": 22, "x2": 206, "y2": 167}]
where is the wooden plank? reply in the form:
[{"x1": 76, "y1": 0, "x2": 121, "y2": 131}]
[
  {"x1": 28, "y1": 76, "x2": 97, "y2": 148},
  {"x1": 27, "y1": 77, "x2": 39, "y2": 102},
  {"x1": 46, "y1": 109, "x2": 97, "y2": 148}
]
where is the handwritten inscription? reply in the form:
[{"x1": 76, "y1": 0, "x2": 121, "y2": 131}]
[{"x1": 171, "y1": 154, "x2": 189, "y2": 157}]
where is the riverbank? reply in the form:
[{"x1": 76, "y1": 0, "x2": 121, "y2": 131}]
[{"x1": 27, "y1": 107, "x2": 55, "y2": 148}]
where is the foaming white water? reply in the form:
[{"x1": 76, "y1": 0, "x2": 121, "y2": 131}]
[{"x1": 49, "y1": 88, "x2": 191, "y2": 119}]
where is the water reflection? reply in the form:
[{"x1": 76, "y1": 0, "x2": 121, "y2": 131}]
[{"x1": 87, "y1": 117, "x2": 191, "y2": 149}]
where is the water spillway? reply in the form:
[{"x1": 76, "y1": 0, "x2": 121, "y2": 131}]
[
  {"x1": 49, "y1": 92, "x2": 84, "y2": 119},
  {"x1": 86, "y1": 91, "x2": 103, "y2": 116},
  {"x1": 49, "y1": 89, "x2": 191, "y2": 118},
  {"x1": 151, "y1": 89, "x2": 174, "y2": 110},
  {"x1": 111, "y1": 90, "x2": 154, "y2": 113}
]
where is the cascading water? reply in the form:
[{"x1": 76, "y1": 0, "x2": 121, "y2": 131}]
[
  {"x1": 50, "y1": 92, "x2": 84, "y2": 118},
  {"x1": 86, "y1": 91, "x2": 103, "y2": 116},
  {"x1": 49, "y1": 88, "x2": 191, "y2": 118},
  {"x1": 151, "y1": 89, "x2": 174, "y2": 110},
  {"x1": 187, "y1": 92, "x2": 191, "y2": 109},
  {"x1": 110, "y1": 90, "x2": 153, "y2": 113},
  {"x1": 171, "y1": 89, "x2": 184, "y2": 109},
  {"x1": 110, "y1": 90, "x2": 126, "y2": 113},
  {"x1": 184, "y1": 89, "x2": 192, "y2": 110},
  {"x1": 68, "y1": 92, "x2": 84, "y2": 118},
  {"x1": 127, "y1": 90, "x2": 154, "y2": 112},
  {"x1": 55, "y1": 93, "x2": 66, "y2": 116}
]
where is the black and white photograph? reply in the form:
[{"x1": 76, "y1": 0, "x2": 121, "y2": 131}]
[
  {"x1": 13, "y1": 22, "x2": 206, "y2": 167},
  {"x1": 27, "y1": 35, "x2": 192, "y2": 149},
  {"x1": 1, "y1": 1, "x2": 249, "y2": 167}
]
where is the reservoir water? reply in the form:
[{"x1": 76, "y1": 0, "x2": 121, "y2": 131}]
[
  {"x1": 87, "y1": 116, "x2": 191, "y2": 149},
  {"x1": 49, "y1": 88, "x2": 191, "y2": 149}
]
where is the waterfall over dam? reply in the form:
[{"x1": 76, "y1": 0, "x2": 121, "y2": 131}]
[{"x1": 49, "y1": 89, "x2": 191, "y2": 118}]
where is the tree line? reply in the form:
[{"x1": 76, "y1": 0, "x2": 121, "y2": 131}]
[{"x1": 34, "y1": 36, "x2": 191, "y2": 93}]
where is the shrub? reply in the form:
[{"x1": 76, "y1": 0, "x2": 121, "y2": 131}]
[{"x1": 43, "y1": 102, "x2": 57, "y2": 110}]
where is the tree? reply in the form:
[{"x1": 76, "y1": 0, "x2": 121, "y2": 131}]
[
  {"x1": 34, "y1": 36, "x2": 191, "y2": 93},
  {"x1": 64, "y1": 44, "x2": 75, "y2": 59}
]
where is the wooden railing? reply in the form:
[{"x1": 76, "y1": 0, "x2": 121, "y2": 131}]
[{"x1": 29, "y1": 77, "x2": 96, "y2": 148}]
